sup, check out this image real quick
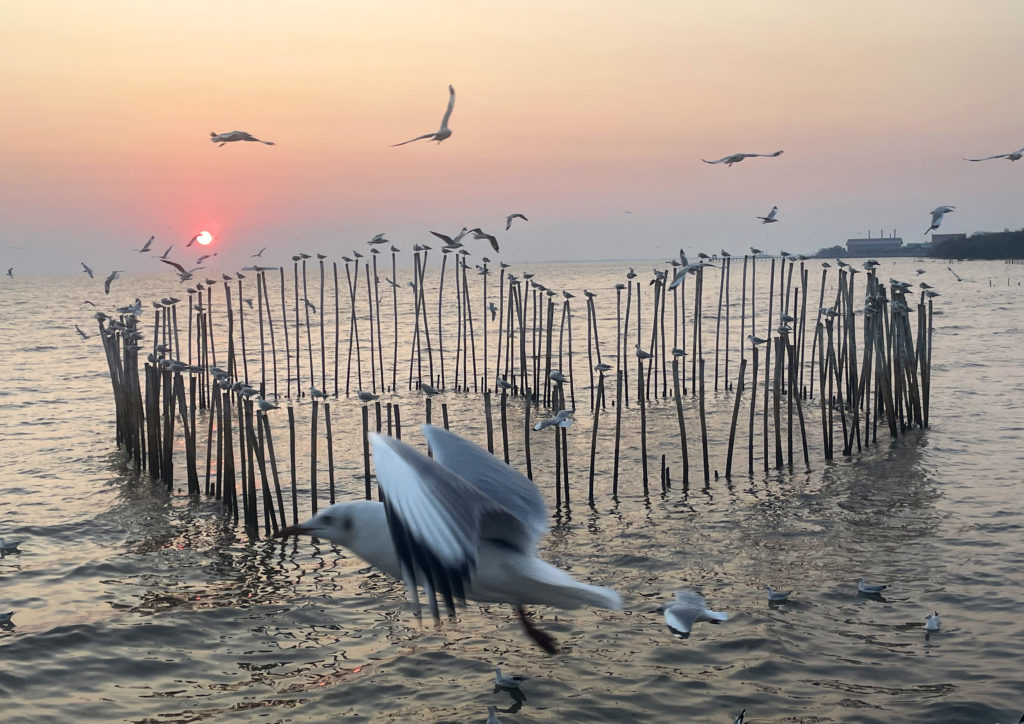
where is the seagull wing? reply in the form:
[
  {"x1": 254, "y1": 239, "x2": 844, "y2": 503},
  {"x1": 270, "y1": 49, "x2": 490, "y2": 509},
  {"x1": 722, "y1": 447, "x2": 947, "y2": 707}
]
[
  {"x1": 439, "y1": 84, "x2": 455, "y2": 131},
  {"x1": 430, "y1": 231, "x2": 454, "y2": 245},
  {"x1": 963, "y1": 153, "x2": 1007, "y2": 162},
  {"x1": 663, "y1": 601, "x2": 700, "y2": 635},
  {"x1": 421, "y1": 425, "x2": 547, "y2": 546},
  {"x1": 161, "y1": 258, "x2": 187, "y2": 274},
  {"x1": 701, "y1": 155, "x2": 731, "y2": 164},
  {"x1": 748, "y1": 150, "x2": 783, "y2": 158},
  {"x1": 392, "y1": 132, "x2": 437, "y2": 147},
  {"x1": 371, "y1": 433, "x2": 534, "y2": 619}
]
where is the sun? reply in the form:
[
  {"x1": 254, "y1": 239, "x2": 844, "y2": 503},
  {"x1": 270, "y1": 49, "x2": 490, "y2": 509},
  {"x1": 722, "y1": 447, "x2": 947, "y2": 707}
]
[{"x1": 196, "y1": 231, "x2": 213, "y2": 246}]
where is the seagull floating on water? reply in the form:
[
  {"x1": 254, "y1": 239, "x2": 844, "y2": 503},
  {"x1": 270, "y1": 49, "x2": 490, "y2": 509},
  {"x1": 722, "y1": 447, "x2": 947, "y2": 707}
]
[
  {"x1": 925, "y1": 611, "x2": 941, "y2": 632},
  {"x1": 654, "y1": 589, "x2": 729, "y2": 637},
  {"x1": 702, "y1": 150, "x2": 783, "y2": 167},
  {"x1": 392, "y1": 85, "x2": 455, "y2": 147},
  {"x1": 857, "y1": 577, "x2": 887, "y2": 594},
  {"x1": 494, "y1": 668, "x2": 528, "y2": 689},
  {"x1": 925, "y1": 205, "x2": 955, "y2": 234},
  {"x1": 275, "y1": 426, "x2": 621, "y2": 653},
  {"x1": 210, "y1": 130, "x2": 275, "y2": 147},
  {"x1": 0, "y1": 538, "x2": 23, "y2": 555}
]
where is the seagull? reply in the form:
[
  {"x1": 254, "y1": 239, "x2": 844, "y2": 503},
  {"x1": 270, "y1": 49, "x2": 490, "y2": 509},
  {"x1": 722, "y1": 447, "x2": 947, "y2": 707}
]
[
  {"x1": 505, "y1": 213, "x2": 528, "y2": 230},
  {"x1": 430, "y1": 228, "x2": 469, "y2": 247},
  {"x1": 81, "y1": 262, "x2": 94, "y2": 278},
  {"x1": 186, "y1": 233, "x2": 201, "y2": 248},
  {"x1": 857, "y1": 577, "x2": 887, "y2": 594},
  {"x1": 74, "y1": 324, "x2": 90, "y2": 340},
  {"x1": 748, "y1": 334, "x2": 768, "y2": 346},
  {"x1": 256, "y1": 397, "x2": 278, "y2": 412},
  {"x1": 0, "y1": 611, "x2": 12, "y2": 625},
  {"x1": 103, "y1": 270, "x2": 123, "y2": 294},
  {"x1": 654, "y1": 589, "x2": 729, "y2": 637},
  {"x1": 534, "y1": 409, "x2": 573, "y2": 431},
  {"x1": 734, "y1": 710, "x2": 746, "y2": 724},
  {"x1": 626, "y1": 267, "x2": 637, "y2": 279},
  {"x1": 252, "y1": 247, "x2": 266, "y2": 257},
  {"x1": 635, "y1": 344, "x2": 653, "y2": 360},
  {"x1": 468, "y1": 228, "x2": 500, "y2": 253},
  {"x1": 925, "y1": 611, "x2": 941, "y2": 632},
  {"x1": 161, "y1": 258, "x2": 199, "y2": 282},
  {"x1": 275, "y1": 426, "x2": 621, "y2": 653},
  {"x1": 420, "y1": 383, "x2": 441, "y2": 396},
  {"x1": 486, "y1": 705, "x2": 502, "y2": 724},
  {"x1": 488, "y1": 302, "x2": 497, "y2": 321},
  {"x1": 160, "y1": 245, "x2": 173, "y2": 259},
  {"x1": 702, "y1": 150, "x2": 783, "y2": 166},
  {"x1": 136, "y1": 235, "x2": 154, "y2": 253},
  {"x1": 392, "y1": 84, "x2": 455, "y2": 146},
  {"x1": 210, "y1": 130, "x2": 275, "y2": 147},
  {"x1": 671, "y1": 347, "x2": 686, "y2": 357},
  {"x1": 494, "y1": 668, "x2": 528, "y2": 689},
  {"x1": 356, "y1": 390, "x2": 379, "y2": 403},
  {"x1": 595, "y1": 362, "x2": 612, "y2": 372},
  {"x1": 496, "y1": 377, "x2": 513, "y2": 390},
  {"x1": 6, "y1": 268, "x2": 12, "y2": 278},
  {"x1": 757, "y1": 206, "x2": 779, "y2": 224},
  {"x1": 549, "y1": 370, "x2": 568, "y2": 384},
  {"x1": 765, "y1": 585, "x2": 791, "y2": 603},
  {"x1": 947, "y1": 266, "x2": 963, "y2": 282},
  {"x1": 925, "y1": 205, "x2": 955, "y2": 234},
  {"x1": 750, "y1": 247, "x2": 763, "y2": 255},
  {"x1": 368, "y1": 233, "x2": 389, "y2": 245},
  {"x1": 0, "y1": 538, "x2": 23, "y2": 555},
  {"x1": 964, "y1": 146, "x2": 1024, "y2": 162},
  {"x1": 196, "y1": 253, "x2": 217, "y2": 264}
]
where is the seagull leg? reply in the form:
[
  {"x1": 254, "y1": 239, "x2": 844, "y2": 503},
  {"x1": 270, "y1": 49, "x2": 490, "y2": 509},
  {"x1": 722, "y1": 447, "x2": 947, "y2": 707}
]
[{"x1": 516, "y1": 606, "x2": 559, "y2": 655}]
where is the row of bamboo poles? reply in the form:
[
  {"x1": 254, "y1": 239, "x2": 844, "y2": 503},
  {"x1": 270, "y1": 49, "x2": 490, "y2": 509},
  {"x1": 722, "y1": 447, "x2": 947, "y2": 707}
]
[{"x1": 93, "y1": 251, "x2": 936, "y2": 538}]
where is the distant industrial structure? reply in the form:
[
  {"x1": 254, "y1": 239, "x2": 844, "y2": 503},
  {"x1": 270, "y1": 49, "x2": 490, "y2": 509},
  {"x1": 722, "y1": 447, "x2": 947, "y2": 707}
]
[{"x1": 845, "y1": 230, "x2": 904, "y2": 255}]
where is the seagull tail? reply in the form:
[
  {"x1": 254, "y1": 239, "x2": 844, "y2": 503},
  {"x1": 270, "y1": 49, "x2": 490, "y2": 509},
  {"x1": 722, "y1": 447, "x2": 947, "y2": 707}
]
[{"x1": 518, "y1": 559, "x2": 623, "y2": 611}]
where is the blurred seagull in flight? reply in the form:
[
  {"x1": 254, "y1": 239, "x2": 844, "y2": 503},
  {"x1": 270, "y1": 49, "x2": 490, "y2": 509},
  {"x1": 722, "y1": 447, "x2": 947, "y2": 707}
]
[
  {"x1": 534, "y1": 409, "x2": 573, "y2": 431},
  {"x1": 251, "y1": 247, "x2": 266, "y2": 257},
  {"x1": 210, "y1": 130, "x2": 275, "y2": 147},
  {"x1": 74, "y1": 324, "x2": 91, "y2": 340},
  {"x1": 702, "y1": 150, "x2": 783, "y2": 166},
  {"x1": 654, "y1": 589, "x2": 729, "y2": 637},
  {"x1": 964, "y1": 145, "x2": 1024, "y2": 162},
  {"x1": 468, "y1": 228, "x2": 500, "y2": 253},
  {"x1": 275, "y1": 426, "x2": 621, "y2": 653},
  {"x1": 505, "y1": 213, "x2": 528, "y2": 230},
  {"x1": 947, "y1": 266, "x2": 963, "y2": 282},
  {"x1": 392, "y1": 84, "x2": 456, "y2": 147},
  {"x1": 103, "y1": 270, "x2": 123, "y2": 294},
  {"x1": 81, "y1": 262, "x2": 94, "y2": 278},
  {"x1": 925, "y1": 205, "x2": 955, "y2": 234},
  {"x1": 160, "y1": 245, "x2": 173, "y2": 259},
  {"x1": 757, "y1": 205, "x2": 779, "y2": 224},
  {"x1": 136, "y1": 235, "x2": 154, "y2": 253}
]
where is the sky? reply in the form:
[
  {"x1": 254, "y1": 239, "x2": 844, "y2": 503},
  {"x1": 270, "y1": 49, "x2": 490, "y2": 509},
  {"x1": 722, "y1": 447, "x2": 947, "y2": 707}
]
[{"x1": 2, "y1": 0, "x2": 1023, "y2": 274}]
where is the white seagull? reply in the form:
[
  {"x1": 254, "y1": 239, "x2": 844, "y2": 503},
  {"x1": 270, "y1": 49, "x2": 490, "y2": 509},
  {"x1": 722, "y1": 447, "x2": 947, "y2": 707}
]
[
  {"x1": 392, "y1": 85, "x2": 456, "y2": 147},
  {"x1": 505, "y1": 213, "x2": 528, "y2": 230},
  {"x1": 210, "y1": 130, "x2": 275, "y2": 147},
  {"x1": 757, "y1": 205, "x2": 779, "y2": 224},
  {"x1": 702, "y1": 150, "x2": 783, "y2": 166},
  {"x1": 654, "y1": 589, "x2": 729, "y2": 637},
  {"x1": 925, "y1": 205, "x2": 955, "y2": 234},
  {"x1": 534, "y1": 409, "x2": 574, "y2": 431},
  {"x1": 81, "y1": 262, "x2": 94, "y2": 278},
  {"x1": 925, "y1": 611, "x2": 941, "y2": 632},
  {"x1": 275, "y1": 426, "x2": 621, "y2": 653},
  {"x1": 103, "y1": 270, "x2": 123, "y2": 295},
  {"x1": 857, "y1": 577, "x2": 887, "y2": 594},
  {"x1": 964, "y1": 146, "x2": 1024, "y2": 162}
]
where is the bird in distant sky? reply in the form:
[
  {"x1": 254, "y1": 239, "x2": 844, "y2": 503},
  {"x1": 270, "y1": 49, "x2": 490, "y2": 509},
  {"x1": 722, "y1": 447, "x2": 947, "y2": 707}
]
[
  {"x1": 160, "y1": 245, "x2": 173, "y2": 259},
  {"x1": 964, "y1": 145, "x2": 1024, "y2": 162},
  {"x1": 252, "y1": 247, "x2": 266, "y2": 257},
  {"x1": 506, "y1": 213, "x2": 528, "y2": 230},
  {"x1": 81, "y1": 262, "x2": 94, "y2": 278},
  {"x1": 103, "y1": 270, "x2": 122, "y2": 294},
  {"x1": 469, "y1": 228, "x2": 500, "y2": 253},
  {"x1": 757, "y1": 206, "x2": 779, "y2": 224},
  {"x1": 392, "y1": 85, "x2": 455, "y2": 146},
  {"x1": 430, "y1": 228, "x2": 469, "y2": 247},
  {"x1": 210, "y1": 130, "x2": 275, "y2": 147},
  {"x1": 702, "y1": 150, "x2": 783, "y2": 166},
  {"x1": 136, "y1": 235, "x2": 154, "y2": 253},
  {"x1": 925, "y1": 205, "x2": 955, "y2": 234}
]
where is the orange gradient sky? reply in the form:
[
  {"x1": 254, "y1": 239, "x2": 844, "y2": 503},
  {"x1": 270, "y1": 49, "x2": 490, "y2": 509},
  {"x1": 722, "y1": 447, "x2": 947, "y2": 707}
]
[{"x1": 2, "y1": 1, "x2": 1023, "y2": 273}]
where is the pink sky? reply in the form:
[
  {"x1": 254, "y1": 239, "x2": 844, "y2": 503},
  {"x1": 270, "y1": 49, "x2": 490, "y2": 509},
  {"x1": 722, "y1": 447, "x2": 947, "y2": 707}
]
[{"x1": 2, "y1": 1, "x2": 1023, "y2": 273}]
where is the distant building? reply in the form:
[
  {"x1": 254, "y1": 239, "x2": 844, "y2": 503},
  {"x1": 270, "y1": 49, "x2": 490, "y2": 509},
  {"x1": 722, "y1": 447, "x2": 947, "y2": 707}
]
[
  {"x1": 845, "y1": 236, "x2": 903, "y2": 255},
  {"x1": 930, "y1": 233, "x2": 967, "y2": 244}
]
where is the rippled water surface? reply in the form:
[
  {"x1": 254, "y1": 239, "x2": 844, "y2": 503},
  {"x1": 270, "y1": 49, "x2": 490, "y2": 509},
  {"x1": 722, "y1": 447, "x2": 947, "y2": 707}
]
[{"x1": 2, "y1": 258, "x2": 1023, "y2": 723}]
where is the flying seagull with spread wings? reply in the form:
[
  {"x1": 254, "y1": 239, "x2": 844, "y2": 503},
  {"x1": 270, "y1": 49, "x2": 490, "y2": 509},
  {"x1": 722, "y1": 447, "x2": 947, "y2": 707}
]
[
  {"x1": 964, "y1": 146, "x2": 1024, "y2": 162},
  {"x1": 392, "y1": 85, "x2": 456, "y2": 147},
  {"x1": 757, "y1": 205, "x2": 779, "y2": 224},
  {"x1": 925, "y1": 205, "x2": 955, "y2": 234},
  {"x1": 703, "y1": 150, "x2": 783, "y2": 166},
  {"x1": 210, "y1": 131, "x2": 275, "y2": 147}
]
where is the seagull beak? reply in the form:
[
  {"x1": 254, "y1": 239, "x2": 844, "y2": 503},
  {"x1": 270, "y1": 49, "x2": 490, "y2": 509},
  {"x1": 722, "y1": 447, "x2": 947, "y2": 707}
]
[{"x1": 274, "y1": 525, "x2": 312, "y2": 539}]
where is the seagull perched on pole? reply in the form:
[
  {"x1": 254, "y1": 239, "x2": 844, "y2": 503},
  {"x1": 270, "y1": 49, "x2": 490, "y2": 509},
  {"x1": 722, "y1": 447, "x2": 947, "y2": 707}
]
[
  {"x1": 757, "y1": 205, "x2": 779, "y2": 224},
  {"x1": 964, "y1": 145, "x2": 1024, "y2": 162},
  {"x1": 392, "y1": 85, "x2": 455, "y2": 147},
  {"x1": 702, "y1": 150, "x2": 783, "y2": 166},
  {"x1": 925, "y1": 205, "x2": 955, "y2": 234},
  {"x1": 210, "y1": 130, "x2": 275, "y2": 147},
  {"x1": 275, "y1": 426, "x2": 620, "y2": 653}
]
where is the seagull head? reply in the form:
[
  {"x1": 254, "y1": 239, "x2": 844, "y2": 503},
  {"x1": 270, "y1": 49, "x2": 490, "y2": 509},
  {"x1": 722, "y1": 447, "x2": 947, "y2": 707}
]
[{"x1": 275, "y1": 502, "x2": 399, "y2": 576}]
